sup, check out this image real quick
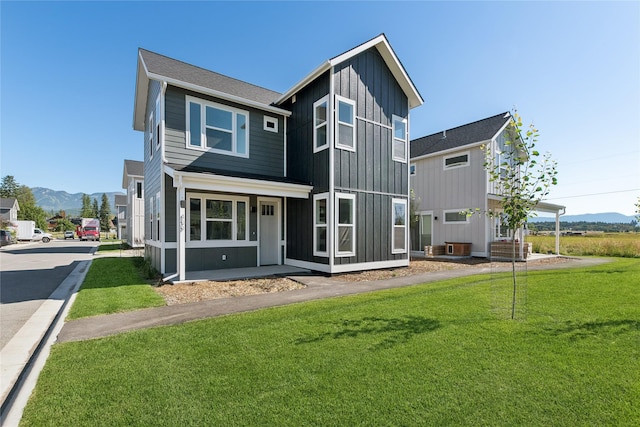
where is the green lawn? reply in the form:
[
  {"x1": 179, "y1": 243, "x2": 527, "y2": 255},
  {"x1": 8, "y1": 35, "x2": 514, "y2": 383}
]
[
  {"x1": 23, "y1": 259, "x2": 639, "y2": 426},
  {"x1": 67, "y1": 257, "x2": 165, "y2": 320}
]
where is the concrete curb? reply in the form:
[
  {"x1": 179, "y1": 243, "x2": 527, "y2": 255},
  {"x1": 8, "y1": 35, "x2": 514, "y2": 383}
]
[{"x1": 0, "y1": 259, "x2": 92, "y2": 426}]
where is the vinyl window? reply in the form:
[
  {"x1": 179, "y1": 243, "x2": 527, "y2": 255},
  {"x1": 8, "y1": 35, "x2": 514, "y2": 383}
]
[
  {"x1": 392, "y1": 198, "x2": 407, "y2": 253},
  {"x1": 335, "y1": 193, "x2": 355, "y2": 257},
  {"x1": 392, "y1": 115, "x2": 407, "y2": 162},
  {"x1": 443, "y1": 210, "x2": 469, "y2": 224},
  {"x1": 263, "y1": 116, "x2": 278, "y2": 133},
  {"x1": 186, "y1": 96, "x2": 249, "y2": 157},
  {"x1": 443, "y1": 152, "x2": 469, "y2": 169},
  {"x1": 313, "y1": 193, "x2": 328, "y2": 257},
  {"x1": 313, "y1": 96, "x2": 329, "y2": 152},
  {"x1": 188, "y1": 194, "x2": 248, "y2": 242},
  {"x1": 335, "y1": 96, "x2": 355, "y2": 151}
]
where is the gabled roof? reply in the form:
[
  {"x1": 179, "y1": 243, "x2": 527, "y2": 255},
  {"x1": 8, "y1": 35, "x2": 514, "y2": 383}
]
[
  {"x1": 275, "y1": 33, "x2": 424, "y2": 109},
  {"x1": 122, "y1": 159, "x2": 144, "y2": 189},
  {"x1": 0, "y1": 197, "x2": 19, "y2": 210},
  {"x1": 133, "y1": 49, "x2": 288, "y2": 131},
  {"x1": 411, "y1": 112, "x2": 512, "y2": 159},
  {"x1": 114, "y1": 195, "x2": 127, "y2": 206}
]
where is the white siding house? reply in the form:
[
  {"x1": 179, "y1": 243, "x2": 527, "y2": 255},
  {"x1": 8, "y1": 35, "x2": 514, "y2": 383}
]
[{"x1": 122, "y1": 159, "x2": 145, "y2": 248}]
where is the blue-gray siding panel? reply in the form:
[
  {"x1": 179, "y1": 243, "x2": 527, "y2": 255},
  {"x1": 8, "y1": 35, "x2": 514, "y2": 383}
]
[
  {"x1": 185, "y1": 247, "x2": 257, "y2": 271},
  {"x1": 145, "y1": 80, "x2": 163, "y2": 242},
  {"x1": 164, "y1": 86, "x2": 285, "y2": 178}
]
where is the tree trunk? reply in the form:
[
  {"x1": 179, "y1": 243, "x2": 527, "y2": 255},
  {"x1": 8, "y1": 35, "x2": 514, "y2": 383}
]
[{"x1": 511, "y1": 234, "x2": 517, "y2": 320}]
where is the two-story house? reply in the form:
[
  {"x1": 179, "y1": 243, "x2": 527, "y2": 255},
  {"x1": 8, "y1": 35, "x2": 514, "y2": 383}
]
[
  {"x1": 133, "y1": 34, "x2": 423, "y2": 281},
  {"x1": 121, "y1": 159, "x2": 145, "y2": 248},
  {"x1": 410, "y1": 112, "x2": 564, "y2": 258},
  {"x1": 0, "y1": 198, "x2": 20, "y2": 225}
]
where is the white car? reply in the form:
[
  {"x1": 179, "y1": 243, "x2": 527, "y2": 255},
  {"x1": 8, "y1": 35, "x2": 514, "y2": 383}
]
[{"x1": 32, "y1": 228, "x2": 53, "y2": 243}]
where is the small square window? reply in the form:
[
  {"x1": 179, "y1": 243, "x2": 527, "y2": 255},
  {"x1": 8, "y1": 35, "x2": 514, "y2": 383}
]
[{"x1": 263, "y1": 116, "x2": 278, "y2": 133}]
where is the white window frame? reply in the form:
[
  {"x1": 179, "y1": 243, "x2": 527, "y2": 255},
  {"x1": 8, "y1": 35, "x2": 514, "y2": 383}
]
[
  {"x1": 494, "y1": 212, "x2": 513, "y2": 240},
  {"x1": 335, "y1": 95, "x2": 356, "y2": 152},
  {"x1": 313, "y1": 95, "x2": 329, "y2": 152},
  {"x1": 155, "y1": 191, "x2": 161, "y2": 241},
  {"x1": 443, "y1": 209, "x2": 470, "y2": 224},
  {"x1": 148, "y1": 112, "x2": 154, "y2": 160},
  {"x1": 392, "y1": 114, "x2": 408, "y2": 162},
  {"x1": 155, "y1": 96, "x2": 161, "y2": 150},
  {"x1": 410, "y1": 163, "x2": 416, "y2": 176},
  {"x1": 391, "y1": 198, "x2": 408, "y2": 254},
  {"x1": 186, "y1": 193, "x2": 249, "y2": 244},
  {"x1": 313, "y1": 193, "x2": 329, "y2": 257},
  {"x1": 443, "y1": 151, "x2": 470, "y2": 170},
  {"x1": 149, "y1": 194, "x2": 154, "y2": 240},
  {"x1": 335, "y1": 193, "x2": 356, "y2": 257},
  {"x1": 185, "y1": 96, "x2": 250, "y2": 158},
  {"x1": 263, "y1": 116, "x2": 278, "y2": 133}
]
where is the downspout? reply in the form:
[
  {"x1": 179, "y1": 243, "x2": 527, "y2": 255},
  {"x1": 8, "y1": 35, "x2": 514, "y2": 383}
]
[
  {"x1": 160, "y1": 81, "x2": 168, "y2": 274},
  {"x1": 176, "y1": 174, "x2": 186, "y2": 281}
]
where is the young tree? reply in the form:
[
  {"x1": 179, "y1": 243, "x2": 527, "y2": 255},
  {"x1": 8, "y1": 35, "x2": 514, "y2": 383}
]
[
  {"x1": 80, "y1": 194, "x2": 93, "y2": 218},
  {"x1": 92, "y1": 198, "x2": 99, "y2": 218},
  {"x1": 473, "y1": 111, "x2": 558, "y2": 319},
  {"x1": 99, "y1": 193, "x2": 111, "y2": 232},
  {"x1": 635, "y1": 196, "x2": 640, "y2": 222}
]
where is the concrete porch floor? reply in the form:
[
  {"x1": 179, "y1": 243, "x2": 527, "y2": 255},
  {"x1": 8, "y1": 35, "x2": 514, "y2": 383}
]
[{"x1": 166, "y1": 265, "x2": 312, "y2": 284}]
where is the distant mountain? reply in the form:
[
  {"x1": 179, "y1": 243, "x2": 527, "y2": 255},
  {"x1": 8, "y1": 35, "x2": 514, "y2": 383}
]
[
  {"x1": 32, "y1": 187, "x2": 125, "y2": 216},
  {"x1": 529, "y1": 212, "x2": 637, "y2": 224}
]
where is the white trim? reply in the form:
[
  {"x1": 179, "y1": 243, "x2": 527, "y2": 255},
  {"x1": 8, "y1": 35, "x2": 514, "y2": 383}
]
[
  {"x1": 335, "y1": 192, "x2": 356, "y2": 257},
  {"x1": 391, "y1": 198, "x2": 408, "y2": 254},
  {"x1": 410, "y1": 140, "x2": 487, "y2": 162},
  {"x1": 392, "y1": 114, "x2": 408, "y2": 163},
  {"x1": 145, "y1": 239, "x2": 162, "y2": 248},
  {"x1": 148, "y1": 112, "x2": 154, "y2": 160},
  {"x1": 355, "y1": 115, "x2": 392, "y2": 130},
  {"x1": 283, "y1": 116, "x2": 288, "y2": 177},
  {"x1": 187, "y1": 193, "x2": 250, "y2": 243},
  {"x1": 185, "y1": 240, "x2": 257, "y2": 249},
  {"x1": 335, "y1": 95, "x2": 356, "y2": 152},
  {"x1": 313, "y1": 95, "x2": 330, "y2": 153},
  {"x1": 328, "y1": 66, "x2": 336, "y2": 268},
  {"x1": 263, "y1": 115, "x2": 278, "y2": 133},
  {"x1": 443, "y1": 209, "x2": 470, "y2": 224},
  {"x1": 415, "y1": 210, "x2": 434, "y2": 250},
  {"x1": 167, "y1": 165, "x2": 312, "y2": 199},
  {"x1": 155, "y1": 95, "x2": 161, "y2": 151},
  {"x1": 275, "y1": 34, "x2": 423, "y2": 109},
  {"x1": 185, "y1": 95, "x2": 250, "y2": 158},
  {"x1": 313, "y1": 193, "x2": 329, "y2": 257},
  {"x1": 443, "y1": 151, "x2": 470, "y2": 170},
  {"x1": 284, "y1": 258, "x2": 408, "y2": 274}
]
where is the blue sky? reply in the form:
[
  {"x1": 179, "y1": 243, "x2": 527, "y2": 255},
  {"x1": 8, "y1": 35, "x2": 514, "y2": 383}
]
[{"x1": 1, "y1": 1, "x2": 638, "y2": 216}]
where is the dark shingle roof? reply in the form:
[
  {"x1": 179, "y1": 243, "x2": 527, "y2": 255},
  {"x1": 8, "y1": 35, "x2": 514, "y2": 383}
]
[
  {"x1": 124, "y1": 159, "x2": 144, "y2": 177},
  {"x1": 411, "y1": 112, "x2": 511, "y2": 159},
  {"x1": 0, "y1": 197, "x2": 18, "y2": 209},
  {"x1": 139, "y1": 49, "x2": 282, "y2": 105}
]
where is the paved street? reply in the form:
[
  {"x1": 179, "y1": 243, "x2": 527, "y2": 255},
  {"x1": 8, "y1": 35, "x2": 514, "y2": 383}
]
[{"x1": 0, "y1": 240, "x2": 97, "y2": 349}]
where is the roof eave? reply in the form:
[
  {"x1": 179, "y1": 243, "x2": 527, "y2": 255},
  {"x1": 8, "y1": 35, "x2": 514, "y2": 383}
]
[
  {"x1": 410, "y1": 140, "x2": 488, "y2": 162},
  {"x1": 133, "y1": 51, "x2": 149, "y2": 131},
  {"x1": 274, "y1": 61, "x2": 331, "y2": 106}
]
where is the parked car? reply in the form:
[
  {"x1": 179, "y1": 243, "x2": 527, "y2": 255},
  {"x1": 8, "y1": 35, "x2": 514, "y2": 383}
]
[
  {"x1": 64, "y1": 230, "x2": 74, "y2": 239},
  {"x1": 1, "y1": 230, "x2": 13, "y2": 247},
  {"x1": 32, "y1": 228, "x2": 52, "y2": 243}
]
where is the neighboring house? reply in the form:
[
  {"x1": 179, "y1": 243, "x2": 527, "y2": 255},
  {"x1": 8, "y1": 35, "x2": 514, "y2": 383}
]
[
  {"x1": 410, "y1": 112, "x2": 564, "y2": 258},
  {"x1": 114, "y1": 194, "x2": 127, "y2": 240},
  {"x1": 122, "y1": 159, "x2": 145, "y2": 248},
  {"x1": 0, "y1": 198, "x2": 20, "y2": 224},
  {"x1": 133, "y1": 34, "x2": 423, "y2": 280}
]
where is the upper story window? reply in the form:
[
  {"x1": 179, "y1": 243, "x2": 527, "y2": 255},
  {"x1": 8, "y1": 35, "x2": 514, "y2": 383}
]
[
  {"x1": 410, "y1": 164, "x2": 416, "y2": 176},
  {"x1": 335, "y1": 95, "x2": 355, "y2": 151},
  {"x1": 313, "y1": 96, "x2": 329, "y2": 152},
  {"x1": 155, "y1": 97, "x2": 161, "y2": 150},
  {"x1": 443, "y1": 152, "x2": 469, "y2": 170},
  {"x1": 136, "y1": 182, "x2": 142, "y2": 199},
  {"x1": 148, "y1": 113, "x2": 154, "y2": 159},
  {"x1": 186, "y1": 96, "x2": 249, "y2": 158},
  {"x1": 392, "y1": 115, "x2": 407, "y2": 162},
  {"x1": 263, "y1": 116, "x2": 278, "y2": 133}
]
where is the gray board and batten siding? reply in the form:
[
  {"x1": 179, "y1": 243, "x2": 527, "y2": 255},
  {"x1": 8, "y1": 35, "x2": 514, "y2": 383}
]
[
  {"x1": 164, "y1": 85, "x2": 286, "y2": 179},
  {"x1": 282, "y1": 70, "x2": 331, "y2": 265},
  {"x1": 333, "y1": 47, "x2": 410, "y2": 265},
  {"x1": 144, "y1": 80, "x2": 163, "y2": 244}
]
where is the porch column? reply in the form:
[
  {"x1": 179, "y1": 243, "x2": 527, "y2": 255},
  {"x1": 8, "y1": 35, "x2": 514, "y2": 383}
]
[
  {"x1": 177, "y1": 184, "x2": 186, "y2": 281},
  {"x1": 555, "y1": 211, "x2": 560, "y2": 255}
]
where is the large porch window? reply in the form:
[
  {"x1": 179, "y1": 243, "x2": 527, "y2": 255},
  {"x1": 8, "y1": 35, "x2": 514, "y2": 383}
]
[
  {"x1": 188, "y1": 194, "x2": 248, "y2": 242},
  {"x1": 392, "y1": 198, "x2": 407, "y2": 253}
]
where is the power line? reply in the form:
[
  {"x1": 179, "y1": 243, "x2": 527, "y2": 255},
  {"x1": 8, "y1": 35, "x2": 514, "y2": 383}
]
[{"x1": 546, "y1": 188, "x2": 640, "y2": 200}]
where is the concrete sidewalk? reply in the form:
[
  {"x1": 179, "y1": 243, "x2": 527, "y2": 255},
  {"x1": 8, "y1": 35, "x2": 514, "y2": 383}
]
[{"x1": 56, "y1": 257, "x2": 609, "y2": 344}]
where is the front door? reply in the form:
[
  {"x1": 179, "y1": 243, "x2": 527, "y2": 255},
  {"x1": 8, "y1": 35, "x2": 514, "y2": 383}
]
[
  {"x1": 420, "y1": 214, "x2": 433, "y2": 248},
  {"x1": 259, "y1": 201, "x2": 279, "y2": 265}
]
